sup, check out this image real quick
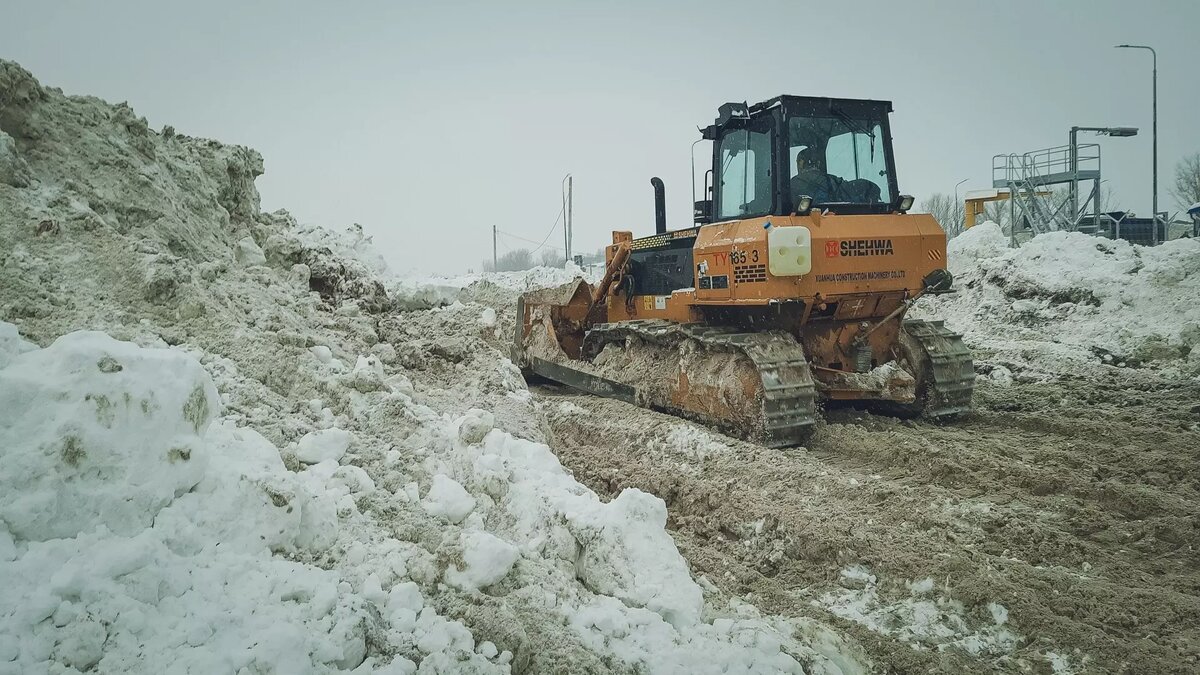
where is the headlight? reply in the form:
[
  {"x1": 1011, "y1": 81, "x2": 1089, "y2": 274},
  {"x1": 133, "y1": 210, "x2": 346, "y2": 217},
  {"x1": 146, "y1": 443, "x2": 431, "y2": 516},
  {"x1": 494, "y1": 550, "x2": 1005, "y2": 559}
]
[
  {"x1": 795, "y1": 195, "x2": 813, "y2": 214},
  {"x1": 897, "y1": 195, "x2": 915, "y2": 213}
]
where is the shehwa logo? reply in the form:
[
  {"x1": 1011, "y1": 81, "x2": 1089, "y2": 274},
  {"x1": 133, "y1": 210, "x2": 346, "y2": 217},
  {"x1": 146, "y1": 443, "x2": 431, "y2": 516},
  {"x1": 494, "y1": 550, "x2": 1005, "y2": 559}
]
[{"x1": 827, "y1": 239, "x2": 895, "y2": 257}]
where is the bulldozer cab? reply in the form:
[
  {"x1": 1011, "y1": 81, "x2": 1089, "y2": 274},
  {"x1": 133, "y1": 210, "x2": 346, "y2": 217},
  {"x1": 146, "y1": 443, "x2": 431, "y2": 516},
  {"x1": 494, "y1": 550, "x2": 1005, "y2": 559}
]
[{"x1": 699, "y1": 96, "x2": 900, "y2": 223}]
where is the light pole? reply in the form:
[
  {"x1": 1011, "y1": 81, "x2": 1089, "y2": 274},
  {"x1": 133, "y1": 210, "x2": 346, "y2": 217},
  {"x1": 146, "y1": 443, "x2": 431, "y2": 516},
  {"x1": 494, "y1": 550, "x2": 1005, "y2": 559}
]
[
  {"x1": 1116, "y1": 44, "x2": 1157, "y2": 244},
  {"x1": 561, "y1": 173, "x2": 573, "y2": 264},
  {"x1": 1068, "y1": 126, "x2": 1137, "y2": 230},
  {"x1": 954, "y1": 178, "x2": 968, "y2": 234}
]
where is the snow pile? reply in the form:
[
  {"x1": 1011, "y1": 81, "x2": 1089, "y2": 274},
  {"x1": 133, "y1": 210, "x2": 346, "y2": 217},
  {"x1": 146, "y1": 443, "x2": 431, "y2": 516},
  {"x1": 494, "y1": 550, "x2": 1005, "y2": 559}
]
[
  {"x1": 0, "y1": 58, "x2": 875, "y2": 673},
  {"x1": 292, "y1": 222, "x2": 392, "y2": 277},
  {"x1": 0, "y1": 327, "x2": 500, "y2": 674},
  {"x1": 421, "y1": 411, "x2": 869, "y2": 674},
  {"x1": 422, "y1": 474, "x2": 477, "y2": 524},
  {"x1": 916, "y1": 222, "x2": 1200, "y2": 378},
  {"x1": 444, "y1": 531, "x2": 520, "y2": 591},
  {"x1": 390, "y1": 278, "x2": 465, "y2": 311},
  {"x1": 448, "y1": 262, "x2": 597, "y2": 292},
  {"x1": 389, "y1": 264, "x2": 599, "y2": 312}
]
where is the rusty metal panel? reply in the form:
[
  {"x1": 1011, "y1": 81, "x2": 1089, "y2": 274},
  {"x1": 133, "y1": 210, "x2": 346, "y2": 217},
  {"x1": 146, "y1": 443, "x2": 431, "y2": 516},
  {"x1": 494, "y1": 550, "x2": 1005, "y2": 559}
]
[{"x1": 833, "y1": 295, "x2": 880, "y2": 320}]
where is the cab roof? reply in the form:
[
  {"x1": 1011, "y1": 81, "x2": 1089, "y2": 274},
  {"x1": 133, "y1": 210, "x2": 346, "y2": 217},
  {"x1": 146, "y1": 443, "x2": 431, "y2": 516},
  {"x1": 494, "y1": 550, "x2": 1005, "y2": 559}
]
[{"x1": 702, "y1": 95, "x2": 894, "y2": 139}]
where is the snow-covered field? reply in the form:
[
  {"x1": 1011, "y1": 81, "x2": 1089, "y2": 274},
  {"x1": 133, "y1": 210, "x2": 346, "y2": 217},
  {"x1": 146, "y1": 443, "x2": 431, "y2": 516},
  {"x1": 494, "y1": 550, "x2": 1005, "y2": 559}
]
[{"x1": 2, "y1": 58, "x2": 1198, "y2": 674}]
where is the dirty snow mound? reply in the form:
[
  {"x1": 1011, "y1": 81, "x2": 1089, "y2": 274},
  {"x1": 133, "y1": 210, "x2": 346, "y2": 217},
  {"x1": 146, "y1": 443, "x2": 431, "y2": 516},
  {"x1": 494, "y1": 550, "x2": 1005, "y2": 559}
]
[
  {"x1": 0, "y1": 58, "x2": 875, "y2": 673},
  {"x1": 0, "y1": 327, "x2": 465, "y2": 673},
  {"x1": 916, "y1": 222, "x2": 1200, "y2": 379},
  {"x1": 390, "y1": 264, "x2": 599, "y2": 312},
  {"x1": 0, "y1": 331, "x2": 217, "y2": 541}
]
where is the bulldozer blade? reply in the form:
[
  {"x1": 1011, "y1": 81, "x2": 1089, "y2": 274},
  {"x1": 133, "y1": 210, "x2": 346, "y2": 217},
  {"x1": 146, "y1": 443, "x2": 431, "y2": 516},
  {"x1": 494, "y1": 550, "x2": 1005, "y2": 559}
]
[{"x1": 528, "y1": 357, "x2": 637, "y2": 405}]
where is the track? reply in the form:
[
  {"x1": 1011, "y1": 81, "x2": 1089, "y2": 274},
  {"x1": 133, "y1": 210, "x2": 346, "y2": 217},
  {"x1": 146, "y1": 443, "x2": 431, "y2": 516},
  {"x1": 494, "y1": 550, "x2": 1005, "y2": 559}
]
[
  {"x1": 528, "y1": 317, "x2": 974, "y2": 447},
  {"x1": 580, "y1": 320, "x2": 818, "y2": 447},
  {"x1": 902, "y1": 318, "x2": 975, "y2": 417}
]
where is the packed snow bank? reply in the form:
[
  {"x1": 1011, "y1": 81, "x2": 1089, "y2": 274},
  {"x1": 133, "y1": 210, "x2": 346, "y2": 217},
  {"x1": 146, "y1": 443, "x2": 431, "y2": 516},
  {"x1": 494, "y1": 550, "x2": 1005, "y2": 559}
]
[
  {"x1": 0, "y1": 326, "x2": 494, "y2": 673},
  {"x1": 917, "y1": 222, "x2": 1200, "y2": 379}
]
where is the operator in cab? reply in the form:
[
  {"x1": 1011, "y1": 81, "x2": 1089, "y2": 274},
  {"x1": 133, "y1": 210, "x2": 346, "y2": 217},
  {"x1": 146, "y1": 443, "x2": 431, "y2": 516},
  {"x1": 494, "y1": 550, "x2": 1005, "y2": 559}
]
[{"x1": 790, "y1": 147, "x2": 836, "y2": 205}]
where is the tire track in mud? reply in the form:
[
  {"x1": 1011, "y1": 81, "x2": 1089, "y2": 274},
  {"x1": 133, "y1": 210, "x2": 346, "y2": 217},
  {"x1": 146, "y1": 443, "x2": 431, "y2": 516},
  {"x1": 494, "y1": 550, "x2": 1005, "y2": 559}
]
[{"x1": 534, "y1": 379, "x2": 1200, "y2": 674}]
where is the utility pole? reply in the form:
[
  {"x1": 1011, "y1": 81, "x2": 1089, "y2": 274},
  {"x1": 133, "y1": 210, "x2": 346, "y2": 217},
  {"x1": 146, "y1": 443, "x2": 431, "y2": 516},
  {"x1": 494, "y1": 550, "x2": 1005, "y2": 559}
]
[{"x1": 492, "y1": 225, "x2": 497, "y2": 271}]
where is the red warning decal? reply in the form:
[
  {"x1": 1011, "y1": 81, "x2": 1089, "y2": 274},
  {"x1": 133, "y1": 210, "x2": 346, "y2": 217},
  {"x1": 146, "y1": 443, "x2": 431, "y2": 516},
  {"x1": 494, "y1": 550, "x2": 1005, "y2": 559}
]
[{"x1": 825, "y1": 240, "x2": 840, "y2": 258}]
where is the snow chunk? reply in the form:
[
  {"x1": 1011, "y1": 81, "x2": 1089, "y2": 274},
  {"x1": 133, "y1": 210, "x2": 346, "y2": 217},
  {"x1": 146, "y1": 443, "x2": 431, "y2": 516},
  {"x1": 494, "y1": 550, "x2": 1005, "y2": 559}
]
[
  {"x1": 390, "y1": 279, "x2": 462, "y2": 311},
  {"x1": 445, "y1": 531, "x2": 520, "y2": 590},
  {"x1": 348, "y1": 354, "x2": 386, "y2": 392},
  {"x1": 0, "y1": 331, "x2": 218, "y2": 541},
  {"x1": 422, "y1": 474, "x2": 476, "y2": 524},
  {"x1": 0, "y1": 321, "x2": 36, "y2": 369},
  {"x1": 294, "y1": 428, "x2": 352, "y2": 464},
  {"x1": 571, "y1": 488, "x2": 704, "y2": 628},
  {"x1": 234, "y1": 236, "x2": 267, "y2": 266},
  {"x1": 0, "y1": 333, "x2": 376, "y2": 673},
  {"x1": 458, "y1": 408, "x2": 495, "y2": 445}
]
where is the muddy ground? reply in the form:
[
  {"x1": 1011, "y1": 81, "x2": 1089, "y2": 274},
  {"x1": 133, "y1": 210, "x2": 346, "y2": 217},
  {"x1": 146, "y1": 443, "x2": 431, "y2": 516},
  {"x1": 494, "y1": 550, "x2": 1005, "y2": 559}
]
[{"x1": 534, "y1": 371, "x2": 1200, "y2": 674}]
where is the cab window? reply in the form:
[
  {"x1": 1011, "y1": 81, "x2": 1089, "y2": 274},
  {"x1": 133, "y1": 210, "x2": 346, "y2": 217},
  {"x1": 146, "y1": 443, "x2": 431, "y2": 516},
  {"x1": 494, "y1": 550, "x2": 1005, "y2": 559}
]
[
  {"x1": 788, "y1": 113, "x2": 892, "y2": 206},
  {"x1": 824, "y1": 123, "x2": 890, "y2": 203},
  {"x1": 717, "y1": 124, "x2": 773, "y2": 219}
]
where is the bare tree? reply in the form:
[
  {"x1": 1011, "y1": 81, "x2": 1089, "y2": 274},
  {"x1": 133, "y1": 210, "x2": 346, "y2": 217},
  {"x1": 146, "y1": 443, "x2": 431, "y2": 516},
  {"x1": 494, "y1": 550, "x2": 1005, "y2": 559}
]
[
  {"x1": 1096, "y1": 186, "x2": 1122, "y2": 215},
  {"x1": 980, "y1": 200, "x2": 1011, "y2": 229},
  {"x1": 539, "y1": 248, "x2": 565, "y2": 267},
  {"x1": 491, "y1": 248, "x2": 534, "y2": 272},
  {"x1": 916, "y1": 193, "x2": 964, "y2": 238},
  {"x1": 1170, "y1": 153, "x2": 1200, "y2": 210}
]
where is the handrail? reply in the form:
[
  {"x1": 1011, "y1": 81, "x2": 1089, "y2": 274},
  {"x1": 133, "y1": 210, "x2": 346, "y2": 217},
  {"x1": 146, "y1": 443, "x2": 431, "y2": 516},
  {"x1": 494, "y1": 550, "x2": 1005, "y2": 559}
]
[{"x1": 992, "y1": 143, "x2": 1100, "y2": 185}]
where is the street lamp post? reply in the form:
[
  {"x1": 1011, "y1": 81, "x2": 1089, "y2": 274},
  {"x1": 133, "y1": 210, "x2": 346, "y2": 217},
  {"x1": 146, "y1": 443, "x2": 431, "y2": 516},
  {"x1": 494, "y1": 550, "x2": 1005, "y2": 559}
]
[
  {"x1": 1116, "y1": 44, "x2": 1158, "y2": 244},
  {"x1": 954, "y1": 178, "x2": 968, "y2": 234}
]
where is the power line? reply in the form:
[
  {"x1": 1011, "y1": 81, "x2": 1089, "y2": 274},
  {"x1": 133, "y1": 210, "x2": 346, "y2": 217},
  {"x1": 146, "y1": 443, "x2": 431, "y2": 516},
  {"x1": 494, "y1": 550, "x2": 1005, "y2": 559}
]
[
  {"x1": 497, "y1": 227, "x2": 566, "y2": 252},
  {"x1": 526, "y1": 204, "x2": 565, "y2": 253},
  {"x1": 494, "y1": 175, "x2": 572, "y2": 256}
]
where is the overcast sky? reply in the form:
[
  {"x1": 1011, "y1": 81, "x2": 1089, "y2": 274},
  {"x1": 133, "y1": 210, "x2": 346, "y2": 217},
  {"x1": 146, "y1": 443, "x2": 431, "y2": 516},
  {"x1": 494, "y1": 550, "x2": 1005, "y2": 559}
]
[{"x1": 4, "y1": 0, "x2": 1197, "y2": 274}]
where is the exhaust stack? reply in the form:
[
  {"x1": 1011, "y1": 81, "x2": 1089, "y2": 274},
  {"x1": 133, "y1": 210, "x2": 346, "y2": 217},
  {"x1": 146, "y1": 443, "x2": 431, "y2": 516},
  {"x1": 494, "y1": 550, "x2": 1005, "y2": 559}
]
[{"x1": 651, "y1": 177, "x2": 666, "y2": 234}]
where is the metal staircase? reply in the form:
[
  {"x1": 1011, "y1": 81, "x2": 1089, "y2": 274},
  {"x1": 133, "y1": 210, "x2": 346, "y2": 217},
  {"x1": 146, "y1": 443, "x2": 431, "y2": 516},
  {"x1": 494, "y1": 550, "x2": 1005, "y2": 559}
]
[{"x1": 993, "y1": 143, "x2": 1101, "y2": 235}]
